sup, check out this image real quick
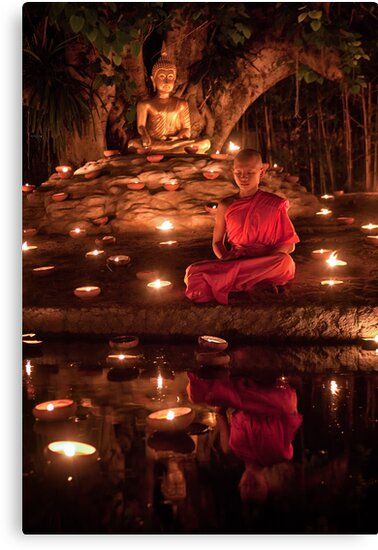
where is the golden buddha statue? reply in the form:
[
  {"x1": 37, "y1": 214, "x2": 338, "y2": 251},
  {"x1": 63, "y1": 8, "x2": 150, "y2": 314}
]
[{"x1": 128, "y1": 53, "x2": 211, "y2": 154}]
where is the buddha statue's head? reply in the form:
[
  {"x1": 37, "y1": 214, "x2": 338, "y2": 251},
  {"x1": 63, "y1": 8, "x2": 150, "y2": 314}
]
[{"x1": 151, "y1": 51, "x2": 177, "y2": 94}]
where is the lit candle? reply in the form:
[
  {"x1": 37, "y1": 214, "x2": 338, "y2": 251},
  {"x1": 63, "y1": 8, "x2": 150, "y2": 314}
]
[
  {"x1": 366, "y1": 235, "x2": 378, "y2": 246},
  {"x1": 22, "y1": 183, "x2": 36, "y2": 194},
  {"x1": 198, "y1": 335, "x2": 228, "y2": 351},
  {"x1": 361, "y1": 223, "x2": 378, "y2": 234},
  {"x1": 320, "y1": 279, "x2": 344, "y2": 287},
  {"x1": 163, "y1": 179, "x2": 180, "y2": 191},
  {"x1": 55, "y1": 165, "x2": 73, "y2": 179},
  {"x1": 33, "y1": 399, "x2": 77, "y2": 422},
  {"x1": 85, "y1": 249, "x2": 105, "y2": 259},
  {"x1": 228, "y1": 141, "x2": 240, "y2": 154},
  {"x1": 273, "y1": 163, "x2": 278, "y2": 169},
  {"x1": 32, "y1": 265, "x2": 56, "y2": 277},
  {"x1": 147, "y1": 279, "x2": 172, "y2": 291},
  {"x1": 109, "y1": 335, "x2": 139, "y2": 350},
  {"x1": 156, "y1": 220, "x2": 174, "y2": 231},
  {"x1": 203, "y1": 170, "x2": 220, "y2": 180},
  {"x1": 325, "y1": 251, "x2": 347, "y2": 267},
  {"x1": 22, "y1": 241, "x2": 38, "y2": 252},
  {"x1": 311, "y1": 248, "x2": 333, "y2": 260},
  {"x1": 52, "y1": 192, "x2": 68, "y2": 202},
  {"x1": 210, "y1": 150, "x2": 228, "y2": 160},
  {"x1": 74, "y1": 286, "x2": 101, "y2": 300},
  {"x1": 146, "y1": 407, "x2": 195, "y2": 432},
  {"x1": 316, "y1": 208, "x2": 332, "y2": 217},
  {"x1": 69, "y1": 227, "x2": 87, "y2": 238},
  {"x1": 107, "y1": 255, "x2": 131, "y2": 266},
  {"x1": 320, "y1": 194, "x2": 334, "y2": 200},
  {"x1": 159, "y1": 240, "x2": 178, "y2": 248},
  {"x1": 361, "y1": 335, "x2": 378, "y2": 351},
  {"x1": 106, "y1": 352, "x2": 143, "y2": 366},
  {"x1": 47, "y1": 440, "x2": 97, "y2": 458}
]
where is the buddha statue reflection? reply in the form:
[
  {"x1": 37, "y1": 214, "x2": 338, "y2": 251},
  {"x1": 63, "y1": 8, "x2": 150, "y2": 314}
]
[{"x1": 128, "y1": 53, "x2": 211, "y2": 154}]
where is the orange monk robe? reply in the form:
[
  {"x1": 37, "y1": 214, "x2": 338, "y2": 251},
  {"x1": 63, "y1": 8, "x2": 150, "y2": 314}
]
[{"x1": 185, "y1": 190, "x2": 300, "y2": 304}]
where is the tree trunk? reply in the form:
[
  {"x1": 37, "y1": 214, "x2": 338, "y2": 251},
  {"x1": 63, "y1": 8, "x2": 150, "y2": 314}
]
[
  {"x1": 263, "y1": 94, "x2": 273, "y2": 166},
  {"x1": 342, "y1": 85, "x2": 353, "y2": 191},
  {"x1": 306, "y1": 113, "x2": 315, "y2": 194},
  {"x1": 317, "y1": 90, "x2": 335, "y2": 192},
  {"x1": 361, "y1": 83, "x2": 372, "y2": 191}
]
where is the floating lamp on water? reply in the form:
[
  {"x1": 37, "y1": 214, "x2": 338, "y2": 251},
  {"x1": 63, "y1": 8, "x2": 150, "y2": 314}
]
[
  {"x1": 33, "y1": 399, "x2": 77, "y2": 422},
  {"x1": 198, "y1": 335, "x2": 228, "y2": 352},
  {"x1": 109, "y1": 335, "x2": 139, "y2": 350},
  {"x1": 74, "y1": 286, "x2": 101, "y2": 300},
  {"x1": 325, "y1": 251, "x2": 347, "y2": 268},
  {"x1": 320, "y1": 194, "x2": 334, "y2": 200},
  {"x1": 311, "y1": 248, "x2": 332, "y2": 260},
  {"x1": 32, "y1": 265, "x2": 56, "y2": 277},
  {"x1": 55, "y1": 165, "x2": 73, "y2": 179},
  {"x1": 164, "y1": 179, "x2": 180, "y2": 191},
  {"x1": 69, "y1": 227, "x2": 87, "y2": 239},
  {"x1": 156, "y1": 220, "x2": 174, "y2": 231},
  {"x1": 316, "y1": 208, "x2": 332, "y2": 217},
  {"x1": 107, "y1": 255, "x2": 131, "y2": 267},
  {"x1": 203, "y1": 170, "x2": 220, "y2": 180},
  {"x1": 159, "y1": 240, "x2": 178, "y2": 248},
  {"x1": 361, "y1": 335, "x2": 378, "y2": 351},
  {"x1": 147, "y1": 279, "x2": 172, "y2": 292},
  {"x1": 22, "y1": 241, "x2": 37, "y2": 252},
  {"x1": 366, "y1": 235, "x2": 378, "y2": 246},
  {"x1": 210, "y1": 150, "x2": 228, "y2": 160},
  {"x1": 361, "y1": 223, "x2": 378, "y2": 234},
  {"x1": 336, "y1": 217, "x2": 354, "y2": 225},
  {"x1": 320, "y1": 279, "x2": 344, "y2": 287},
  {"x1": 146, "y1": 407, "x2": 195, "y2": 432},
  {"x1": 85, "y1": 249, "x2": 105, "y2": 260}
]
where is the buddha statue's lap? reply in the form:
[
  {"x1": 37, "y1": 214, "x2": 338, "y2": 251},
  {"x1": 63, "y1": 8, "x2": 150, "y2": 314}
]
[{"x1": 128, "y1": 52, "x2": 211, "y2": 154}]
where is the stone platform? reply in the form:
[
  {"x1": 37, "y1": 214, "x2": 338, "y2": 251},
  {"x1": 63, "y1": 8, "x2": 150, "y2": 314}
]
[{"x1": 23, "y1": 153, "x2": 320, "y2": 235}]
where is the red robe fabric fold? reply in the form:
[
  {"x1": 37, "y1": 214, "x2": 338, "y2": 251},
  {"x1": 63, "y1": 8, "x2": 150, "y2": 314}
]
[
  {"x1": 187, "y1": 373, "x2": 302, "y2": 467},
  {"x1": 185, "y1": 190, "x2": 300, "y2": 304}
]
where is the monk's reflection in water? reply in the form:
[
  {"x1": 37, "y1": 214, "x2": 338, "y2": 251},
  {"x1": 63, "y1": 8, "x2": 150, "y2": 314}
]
[{"x1": 187, "y1": 370, "x2": 303, "y2": 502}]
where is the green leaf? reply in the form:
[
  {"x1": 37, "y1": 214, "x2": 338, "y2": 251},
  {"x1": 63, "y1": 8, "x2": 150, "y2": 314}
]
[
  {"x1": 113, "y1": 54, "x2": 122, "y2": 66},
  {"x1": 51, "y1": 3, "x2": 66, "y2": 17},
  {"x1": 87, "y1": 28, "x2": 98, "y2": 43},
  {"x1": 85, "y1": 8, "x2": 98, "y2": 26},
  {"x1": 298, "y1": 12, "x2": 308, "y2": 23},
  {"x1": 304, "y1": 71, "x2": 318, "y2": 84},
  {"x1": 349, "y1": 84, "x2": 360, "y2": 94},
  {"x1": 309, "y1": 10, "x2": 322, "y2": 20},
  {"x1": 310, "y1": 20, "x2": 321, "y2": 32},
  {"x1": 69, "y1": 15, "x2": 85, "y2": 33},
  {"x1": 130, "y1": 28, "x2": 139, "y2": 39},
  {"x1": 99, "y1": 21, "x2": 110, "y2": 38},
  {"x1": 130, "y1": 41, "x2": 140, "y2": 57},
  {"x1": 116, "y1": 30, "x2": 129, "y2": 44}
]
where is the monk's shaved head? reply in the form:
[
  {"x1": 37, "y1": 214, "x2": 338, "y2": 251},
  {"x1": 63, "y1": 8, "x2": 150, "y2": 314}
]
[{"x1": 234, "y1": 148, "x2": 262, "y2": 165}]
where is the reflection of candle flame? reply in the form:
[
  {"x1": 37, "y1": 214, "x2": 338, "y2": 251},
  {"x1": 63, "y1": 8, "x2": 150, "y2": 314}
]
[
  {"x1": 273, "y1": 163, "x2": 278, "y2": 168},
  {"x1": 25, "y1": 360, "x2": 33, "y2": 377},
  {"x1": 47, "y1": 403, "x2": 55, "y2": 411},
  {"x1": 316, "y1": 208, "x2": 332, "y2": 216},
  {"x1": 157, "y1": 220, "x2": 173, "y2": 231},
  {"x1": 321, "y1": 194, "x2": 334, "y2": 200},
  {"x1": 330, "y1": 380, "x2": 339, "y2": 395},
  {"x1": 321, "y1": 279, "x2": 344, "y2": 286},
  {"x1": 167, "y1": 410, "x2": 175, "y2": 420},
  {"x1": 159, "y1": 240, "x2": 177, "y2": 246},
  {"x1": 157, "y1": 374, "x2": 163, "y2": 390},
  {"x1": 326, "y1": 251, "x2": 347, "y2": 267}
]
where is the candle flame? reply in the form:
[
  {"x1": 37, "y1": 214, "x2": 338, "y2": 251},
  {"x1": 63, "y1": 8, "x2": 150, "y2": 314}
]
[
  {"x1": 62, "y1": 167, "x2": 69, "y2": 173},
  {"x1": 316, "y1": 208, "x2": 332, "y2": 216},
  {"x1": 47, "y1": 403, "x2": 55, "y2": 411},
  {"x1": 22, "y1": 241, "x2": 28, "y2": 250},
  {"x1": 326, "y1": 251, "x2": 347, "y2": 267},
  {"x1": 229, "y1": 141, "x2": 240, "y2": 152},
  {"x1": 361, "y1": 223, "x2": 378, "y2": 231},
  {"x1": 63, "y1": 443, "x2": 76, "y2": 457},
  {"x1": 321, "y1": 279, "x2": 344, "y2": 286},
  {"x1": 157, "y1": 220, "x2": 173, "y2": 231},
  {"x1": 321, "y1": 194, "x2": 334, "y2": 200},
  {"x1": 166, "y1": 410, "x2": 175, "y2": 421},
  {"x1": 216, "y1": 150, "x2": 220, "y2": 155},
  {"x1": 74, "y1": 228, "x2": 81, "y2": 233},
  {"x1": 273, "y1": 163, "x2": 278, "y2": 168},
  {"x1": 160, "y1": 240, "x2": 177, "y2": 246}
]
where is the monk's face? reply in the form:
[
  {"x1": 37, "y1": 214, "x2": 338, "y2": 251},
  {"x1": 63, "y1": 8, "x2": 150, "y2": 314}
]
[{"x1": 233, "y1": 157, "x2": 264, "y2": 193}]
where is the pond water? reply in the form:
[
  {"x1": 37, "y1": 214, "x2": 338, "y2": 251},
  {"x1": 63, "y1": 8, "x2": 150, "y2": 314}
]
[{"x1": 23, "y1": 339, "x2": 377, "y2": 534}]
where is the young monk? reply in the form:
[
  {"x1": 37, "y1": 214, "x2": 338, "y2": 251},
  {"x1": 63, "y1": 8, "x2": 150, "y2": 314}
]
[{"x1": 185, "y1": 149, "x2": 300, "y2": 304}]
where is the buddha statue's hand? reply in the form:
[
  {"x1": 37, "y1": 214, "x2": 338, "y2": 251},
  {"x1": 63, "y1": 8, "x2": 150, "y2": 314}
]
[
  {"x1": 141, "y1": 130, "x2": 152, "y2": 147},
  {"x1": 177, "y1": 129, "x2": 191, "y2": 140}
]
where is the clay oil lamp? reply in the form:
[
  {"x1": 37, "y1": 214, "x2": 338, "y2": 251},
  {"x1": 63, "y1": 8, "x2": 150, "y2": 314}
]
[
  {"x1": 156, "y1": 220, "x2": 174, "y2": 232},
  {"x1": 136, "y1": 270, "x2": 160, "y2": 282},
  {"x1": 127, "y1": 179, "x2": 145, "y2": 191},
  {"x1": 146, "y1": 407, "x2": 195, "y2": 432},
  {"x1": 95, "y1": 235, "x2": 116, "y2": 247},
  {"x1": 33, "y1": 399, "x2": 77, "y2": 422},
  {"x1": 320, "y1": 194, "x2": 335, "y2": 201},
  {"x1": 74, "y1": 286, "x2": 101, "y2": 300},
  {"x1": 46, "y1": 441, "x2": 97, "y2": 462},
  {"x1": 22, "y1": 241, "x2": 37, "y2": 252},
  {"x1": 320, "y1": 279, "x2": 344, "y2": 287},
  {"x1": 22, "y1": 334, "x2": 43, "y2": 349},
  {"x1": 316, "y1": 208, "x2": 332, "y2": 217},
  {"x1": 205, "y1": 202, "x2": 218, "y2": 214},
  {"x1": 55, "y1": 165, "x2": 73, "y2": 179},
  {"x1": 147, "y1": 154, "x2": 164, "y2": 163},
  {"x1": 198, "y1": 335, "x2": 228, "y2": 352},
  {"x1": 325, "y1": 251, "x2": 347, "y2": 268},
  {"x1": 361, "y1": 335, "x2": 378, "y2": 351},
  {"x1": 361, "y1": 223, "x2": 378, "y2": 235},
  {"x1": 69, "y1": 227, "x2": 87, "y2": 239},
  {"x1": 185, "y1": 145, "x2": 199, "y2": 155},
  {"x1": 32, "y1": 265, "x2": 56, "y2": 277},
  {"x1": 147, "y1": 279, "x2": 172, "y2": 292},
  {"x1": 93, "y1": 216, "x2": 109, "y2": 226},
  {"x1": 228, "y1": 141, "x2": 241, "y2": 155},
  {"x1": 22, "y1": 183, "x2": 35, "y2": 194},
  {"x1": 366, "y1": 235, "x2": 378, "y2": 246},
  {"x1": 203, "y1": 169, "x2": 220, "y2": 180},
  {"x1": 23, "y1": 228, "x2": 37, "y2": 238},
  {"x1": 103, "y1": 149, "x2": 120, "y2": 158},
  {"x1": 159, "y1": 240, "x2": 179, "y2": 248},
  {"x1": 164, "y1": 179, "x2": 180, "y2": 191},
  {"x1": 336, "y1": 217, "x2": 354, "y2": 225},
  {"x1": 311, "y1": 248, "x2": 333, "y2": 260},
  {"x1": 106, "y1": 352, "x2": 143, "y2": 366},
  {"x1": 52, "y1": 192, "x2": 68, "y2": 202},
  {"x1": 109, "y1": 335, "x2": 139, "y2": 351},
  {"x1": 210, "y1": 150, "x2": 228, "y2": 161},
  {"x1": 85, "y1": 249, "x2": 105, "y2": 260},
  {"x1": 334, "y1": 190, "x2": 344, "y2": 197},
  {"x1": 107, "y1": 255, "x2": 131, "y2": 267}
]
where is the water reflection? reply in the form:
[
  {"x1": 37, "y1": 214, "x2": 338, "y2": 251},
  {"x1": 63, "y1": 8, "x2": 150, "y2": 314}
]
[{"x1": 23, "y1": 340, "x2": 378, "y2": 534}]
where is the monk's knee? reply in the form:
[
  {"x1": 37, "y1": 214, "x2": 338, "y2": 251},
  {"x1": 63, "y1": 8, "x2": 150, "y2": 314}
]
[{"x1": 273, "y1": 253, "x2": 295, "y2": 274}]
